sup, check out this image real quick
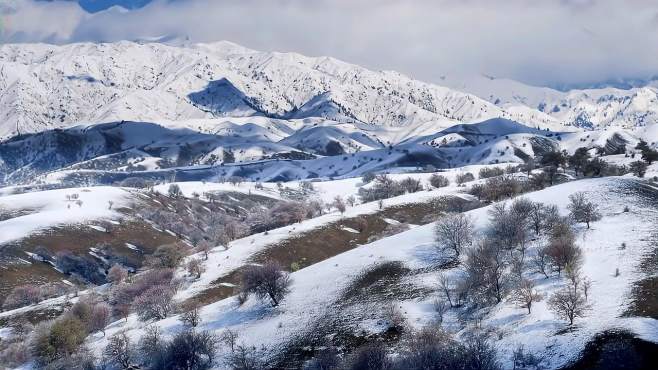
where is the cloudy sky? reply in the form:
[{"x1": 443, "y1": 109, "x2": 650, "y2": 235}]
[{"x1": 3, "y1": 0, "x2": 658, "y2": 89}]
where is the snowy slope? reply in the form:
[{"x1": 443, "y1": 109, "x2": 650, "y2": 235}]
[
  {"x1": 443, "y1": 74, "x2": 658, "y2": 129},
  {"x1": 80, "y1": 177, "x2": 658, "y2": 369},
  {"x1": 0, "y1": 41, "x2": 560, "y2": 140}
]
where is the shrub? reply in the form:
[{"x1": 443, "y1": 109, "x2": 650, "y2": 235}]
[
  {"x1": 2, "y1": 284, "x2": 42, "y2": 310},
  {"x1": 168, "y1": 184, "x2": 182, "y2": 198},
  {"x1": 429, "y1": 173, "x2": 449, "y2": 188},
  {"x1": 164, "y1": 330, "x2": 218, "y2": 370},
  {"x1": 31, "y1": 316, "x2": 87, "y2": 364},
  {"x1": 479, "y1": 167, "x2": 504, "y2": 179},
  {"x1": 148, "y1": 244, "x2": 187, "y2": 269},
  {"x1": 456, "y1": 172, "x2": 475, "y2": 185},
  {"x1": 107, "y1": 264, "x2": 128, "y2": 284}
]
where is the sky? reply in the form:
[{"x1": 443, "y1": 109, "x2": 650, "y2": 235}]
[{"x1": 2, "y1": 0, "x2": 658, "y2": 89}]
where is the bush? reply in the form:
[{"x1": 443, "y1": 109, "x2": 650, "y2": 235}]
[
  {"x1": 168, "y1": 184, "x2": 182, "y2": 198},
  {"x1": 31, "y1": 316, "x2": 87, "y2": 364},
  {"x1": 107, "y1": 264, "x2": 128, "y2": 284},
  {"x1": 629, "y1": 161, "x2": 648, "y2": 178},
  {"x1": 148, "y1": 244, "x2": 187, "y2": 269},
  {"x1": 111, "y1": 268, "x2": 175, "y2": 310},
  {"x1": 345, "y1": 343, "x2": 391, "y2": 370},
  {"x1": 164, "y1": 330, "x2": 218, "y2": 370},
  {"x1": 55, "y1": 251, "x2": 106, "y2": 284},
  {"x1": 0, "y1": 341, "x2": 30, "y2": 368},
  {"x1": 429, "y1": 173, "x2": 450, "y2": 188},
  {"x1": 456, "y1": 172, "x2": 475, "y2": 185},
  {"x1": 478, "y1": 167, "x2": 504, "y2": 179},
  {"x1": 2, "y1": 284, "x2": 42, "y2": 310}
]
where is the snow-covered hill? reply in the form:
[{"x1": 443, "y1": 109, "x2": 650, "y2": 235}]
[
  {"x1": 0, "y1": 41, "x2": 566, "y2": 140},
  {"x1": 443, "y1": 74, "x2": 658, "y2": 129}
]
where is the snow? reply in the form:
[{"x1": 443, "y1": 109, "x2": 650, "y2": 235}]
[
  {"x1": 81, "y1": 177, "x2": 658, "y2": 369},
  {"x1": 0, "y1": 186, "x2": 131, "y2": 245},
  {"x1": 87, "y1": 225, "x2": 107, "y2": 233}
]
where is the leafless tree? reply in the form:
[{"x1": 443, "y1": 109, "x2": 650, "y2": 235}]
[
  {"x1": 180, "y1": 304, "x2": 202, "y2": 328},
  {"x1": 533, "y1": 246, "x2": 551, "y2": 278},
  {"x1": 240, "y1": 261, "x2": 291, "y2": 307},
  {"x1": 90, "y1": 303, "x2": 111, "y2": 336},
  {"x1": 545, "y1": 226, "x2": 582, "y2": 277},
  {"x1": 197, "y1": 240, "x2": 212, "y2": 260},
  {"x1": 187, "y1": 258, "x2": 206, "y2": 279},
  {"x1": 510, "y1": 279, "x2": 542, "y2": 314},
  {"x1": 107, "y1": 264, "x2": 128, "y2": 284},
  {"x1": 582, "y1": 278, "x2": 592, "y2": 301},
  {"x1": 463, "y1": 237, "x2": 510, "y2": 305},
  {"x1": 567, "y1": 192, "x2": 602, "y2": 229},
  {"x1": 434, "y1": 213, "x2": 474, "y2": 258},
  {"x1": 434, "y1": 299, "x2": 449, "y2": 323},
  {"x1": 219, "y1": 329, "x2": 239, "y2": 353},
  {"x1": 104, "y1": 331, "x2": 134, "y2": 369},
  {"x1": 438, "y1": 273, "x2": 456, "y2": 307},
  {"x1": 333, "y1": 196, "x2": 346, "y2": 214},
  {"x1": 346, "y1": 195, "x2": 357, "y2": 207},
  {"x1": 133, "y1": 285, "x2": 176, "y2": 321},
  {"x1": 548, "y1": 287, "x2": 589, "y2": 325}
]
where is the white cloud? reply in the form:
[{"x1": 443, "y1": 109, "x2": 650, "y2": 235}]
[{"x1": 2, "y1": 0, "x2": 658, "y2": 88}]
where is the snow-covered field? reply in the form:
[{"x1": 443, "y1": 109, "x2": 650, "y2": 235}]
[{"x1": 0, "y1": 186, "x2": 131, "y2": 245}]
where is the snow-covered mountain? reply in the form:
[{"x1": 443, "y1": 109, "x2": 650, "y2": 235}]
[
  {"x1": 0, "y1": 41, "x2": 564, "y2": 140},
  {"x1": 442, "y1": 74, "x2": 658, "y2": 129}
]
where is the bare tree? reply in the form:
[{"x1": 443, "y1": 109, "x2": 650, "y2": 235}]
[
  {"x1": 463, "y1": 237, "x2": 510, "y2": 305},
  {"x1": 166, "y1": 330, "x2": 218, "y2": 370},
  {"x1": 104, "y1": 331, "x2": 134, "y2": 369},
  {"x1": 533, "y1": 246, "x2": 551, "y2": 278},
  {"x1": 90, "y1": 303, "x2": 111, "y2": 336},
  {"x1": 567, "y1": 192, "x2": 602, "y2": 229},
  {"x1": 434, "y1": 299, "x2": 449, "y2": 323},
  {"x1": 107, "y1": 264, "x2": 128, "y2": 284},
  {"x1": 219, "y1": 329, "x2": 239, "y2": 353},
  {"x1": 333, "y1": 196, "x2": 346, "y2": 214},
  {"x1": 545, "y1": 228, "x2": 582, "y2": 277},
  {"x1": 434, "y1": 213, "x2": 474, "y2": 258},
  {"x1": 438, "y1": 273, "x2": 456, "y2": 307},
  {"x1": 346, "y1": 195, "x2": 357, "y2": 207},
  {"x1": 197, "y1": 240, "x2": 212, "y2": 260},
  {"x1": 187, "y1": 258, "x2": 206, "y2": 279},
  {"x1": 180, "y1": 304, "x2": 202, "y2": 328},
  {"x1": 240, "y1": 261, "x2": 291, "y2": 307},
  {"x1": 582, "y1": 278, "x2": 592, "y2": 301},
  {"x1": 510, "y1": 279, "x2": 542, "y2": 314},
  {"x1": 548, "y1": 287, "x2": 589, "y2": 325},
  {"x1": 133, "y1": 285, "x2": 176, "y2": 321}
]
